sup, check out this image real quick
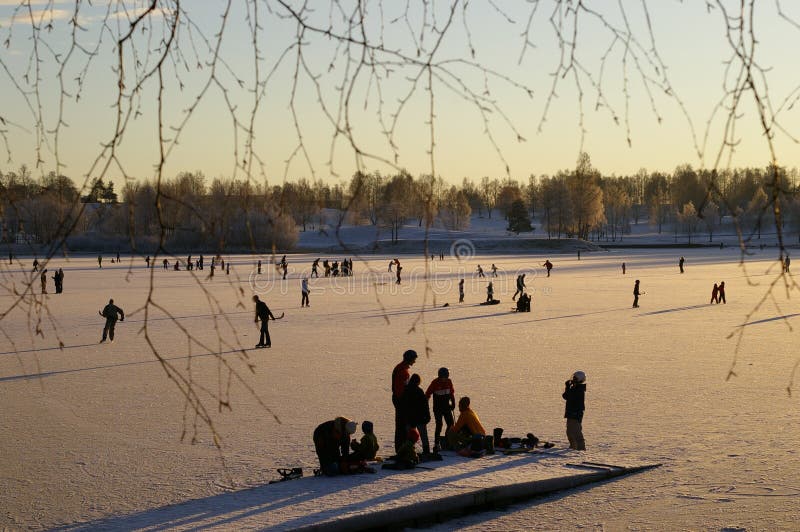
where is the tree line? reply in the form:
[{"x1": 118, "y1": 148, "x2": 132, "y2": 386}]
[{"x1": 2, "y1": 153, "x2": 800, "y2": 251}]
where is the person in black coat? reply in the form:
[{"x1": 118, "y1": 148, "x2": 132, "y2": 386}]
[
  {"x1": 313, "y1": 417, "x2": 357, "y2": 476},
  {"x1": 402, "y1": 373, "x2": 431, "y2": 454},
  {"x1": 252, "y1": 295, "x2": 276, "y2": 347},
  {"x1": 99, "y1": 299, "x2": 124, "y2": 343},
  {"x1": 562, "y1": 371, "x2": 587, "y2": 450}
]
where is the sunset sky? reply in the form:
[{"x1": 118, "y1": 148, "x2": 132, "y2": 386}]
[{"x1": 1, "y1": 1, "x2": 799, "y2": 188}]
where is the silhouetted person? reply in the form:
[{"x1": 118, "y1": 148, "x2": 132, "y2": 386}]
[
  {"x1": 633, "y1": 280, "x2": 640, "y2": 308},
  {"x1": 40, "y1": 269, "x2": 48, "y2": 294},
  {"x1": 388, "y1": 260, "x2": 394, "y2": 272},
  {"x1": 718, "y1": 281, "x2": 726, "y2": 304},
  {"x1": 253, "y1": 295, "x2": 276, "y2": 348},
  {"x1": 785, "y1": 255, "x2": 791, "y2": 273},
  {"x1": 711, "y1": 283, "x2": 719, "y2": 304},
  {"x1": 312, "y1": 258, "x2": 320, "y2": 278},
  {"x1": 622, "y1": 262, "x2": 626, "y2": 275},
  {"x1": 396, "y1": 263, "x2": 402, "y2": 284},
  {"x1": 486, "y1": 281, "x2": 494, "y2": 302},
  {"x1": 257, "y1": 259, "x2": 262, "y2": 275},
  {"x1": 476, "y1": 265, "x2": 485, "y2": 278},
  {"x1": 282, "y1": 262, "x2": 288, "y2": 280},
  {"x1": 32, "y1": 258, "x2": 39, "y2": 272},
  {"x1": 563, "y1": 371, "x2": 587, "y2": 450},
  {"x1": 174, "y1": 260, "x2": 180, "y2": 271},
  {"x1": 512, "y1": 273, "x2": 526, "y2": 301},
  {"x1": 391, "y1": 349, "x2": 417, "y2": 452},
  {"x1": 145, "y1": 256, "x2": 151, "y2": 268},
  {"x1": 491, "y1": 264, "x2": 498, "y2": 277},
  {"x1": 116, "y1": 251, "x2": 120, "y2": 262},
  {"x1": 458, "y1": 278, "x2": 465, "y2": 303},
  {"x1": 679, "y1": 256, "x2": 685, "y2": 274},
  {"x1": 543, "y1": 260, "x2": 553, "y2": 277},
  {"x1": 162, "y1": 258, "x2": 168, "y2": 270},
  {"x1": 99, "y1": 298, "x2": 124, "y2": 343},
  {"x1": 226, "y1": 262, "x2": 230, "y2": 275},
  {"x1": 9, "y1": 251, "x2": 13, "y2": 264},
  {"x1": 97, "y1": 255, "x2": 102, "y2": 268}
]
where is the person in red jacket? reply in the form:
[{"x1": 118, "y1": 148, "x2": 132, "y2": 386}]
[
  {"x1": 391, "y1": 349, "x2": 417, "y2": 452},
  {"x1": 426, "y1": 367, "x2": 455, "y2": 451}
]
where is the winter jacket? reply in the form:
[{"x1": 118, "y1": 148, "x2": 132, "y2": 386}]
[
  {"x1": 255, "y1": 300, "x2": 274, "y2": 321},
  {"x1": 101, "y1": 303, "x2": 124, "y2": 322},
  {"x1": 402, "y1": 383, "x2": 431, "y2": 426},
  {"x1": 425, "y1": 377, "x2": 455, "y2": 413},
  {"x1": 351, "y1": 433, "x2": 379, "y2": 460},
  {"x1": 313, "y1": 418, "x2": 351, "y2": 463},
  {"x1": 562, "y1": 382, "x2": 586, "y2": 421},
  {"x1": 391, "y1": 362, "x2": 412, "y2": 398},
  {"x1": 451, "y1": 407, "x2": 486, "y2": 436}
]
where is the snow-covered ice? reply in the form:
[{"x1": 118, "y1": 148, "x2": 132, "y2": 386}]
[{"x1": 1, "y1": 246, "x2": 799, "y2": 530}]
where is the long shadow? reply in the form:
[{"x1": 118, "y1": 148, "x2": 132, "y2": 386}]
[
  {"x1": 433, "y1": 309, "x2": 515, "y2": 324},
  {"x1": 501, "y1": 307, "x2": 628, "y2": 325},
  {"x1": 739, "y1": 313, "x2": 800, "y2": 326},
  {"x1": 0, "y1": 343, "x2": 100, "y2": 356},
  {"x1": 53, "y1": 452, "x2": 564, "y2": 531},
  {"x1": 637, "y1": 304, "x2": 710, "y2": 316},
  {"x1": 0, "y1": 348, "x2": 247, "y2": 384}
]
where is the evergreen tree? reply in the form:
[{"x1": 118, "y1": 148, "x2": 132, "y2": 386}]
[{"x1": 507, "y1": 199, "x2": 533, "y2": 234}]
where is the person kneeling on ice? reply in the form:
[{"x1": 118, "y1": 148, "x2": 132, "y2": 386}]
[
  {"x1": 313, "y1": 417, "x2": 357, "y2": 476},
  {"x1": 447, "y1": 396, "x2": 487, "y2": 451},
  {"x1": 563, "y1": 371, "x2": 587, "y2": 450},
  {"x1": 350, "y1": 420, "x2": 379, "y2": 461}
]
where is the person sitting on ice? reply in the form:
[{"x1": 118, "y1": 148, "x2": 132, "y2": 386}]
[
  {"x1": 313, "y1": 417, "x2": 357, "y2": 476},
  {"x1": 382, "y1": 428, "x2": 420, "y2": 470},
  {"x1": 515, "y1": 292, "x2": 531, "y2": 312},
  {"x1": 350, "y1": 420, "x2": 379, "y2": 461},
  {"x1": 447, "y1": 396, "x2": 486, "y2": 450}
]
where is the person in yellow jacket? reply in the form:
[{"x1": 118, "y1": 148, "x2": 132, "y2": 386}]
[{"x1": 446, "y1": 396, "x2": 486, "y2": 449}]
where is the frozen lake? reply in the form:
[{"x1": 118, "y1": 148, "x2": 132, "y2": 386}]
[{"x1": 1, "y1": 247, "x2": 799, "y2": 530}]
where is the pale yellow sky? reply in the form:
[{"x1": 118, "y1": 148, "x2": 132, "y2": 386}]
[{"x1": 1, "y1": 1, "x2": 799, "y2": 189}]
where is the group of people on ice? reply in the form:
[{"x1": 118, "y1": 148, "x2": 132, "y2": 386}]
[{"x1": 312, "y1": 349, "x2": 587, "y2": 476}]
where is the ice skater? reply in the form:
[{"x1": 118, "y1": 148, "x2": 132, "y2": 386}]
[
  {"x1": 458, "y1": 278, "x2": 465, "y2": 303},
  {"x1": 388, "y1": 260, "x2": 394, "y2": 272},
  {"x1": 426, "y1": 367, "x2": 455, "y2": 452},
  {"x1": 711, "y1": 283, "x2": 719, "y2": 304},
  {"x1": 621, "y1": 262, "x2": 626, "y2": 275},
  {"x1": 145, "y1": 256, "x2": 151, "y2": 268},
  {"x1": 312, "y1": 258, "x2": 320, "y2": 278},
  {"x1": 486, "y1": 281, "x2": 494, "y2": 303},
  {"x1": 633, "y1": 279, "x2": 641, "y2": 308},
  {"x1": 395, "y1": 262, "x2": 402, "y2": 284},
  {"x1": 32, "y1": 258, "x2": 39, "y2": 272},
  {"x1": 491, "y1": 264, "x2": 498, "y2": 277},
  {"x1": 40, "y1": 269, "x2": 48, "y2": 294},
  {"x1": 784, "y1": 255, "x2": 791, "y2": 273},
  {"x1": 542, "y1": 260, "x2": 553, "y2": 277},
  {"x1": 718, "y1": 281, "x2": 726, "y2": 304},
  {"x1": 563, "y1": 371, "x2": 587, "y2": 450},
  {"x1": 679, "y1": 256, "x2": 685, "y2": 274},
  {"x1": 476, "y1": 265, "x2": 485, "y2": 278},
  {"x1": 97, "y1": 255, "x2": 102, "y2": 268},
  {"x1": 53, "y1": 268, "x2": 64, "y2": 294},
  {"x1": 257, "y1": 259, "x2": 262, "y2": 275},
  {"x1": 512, "y1": 273, "x2": 526, "y2": 301},
  {"x1": 99, "y1": 298, "x2": 124, "y2": 343},
  {"x1": 301, "y1": 277, "x2": 310, "y2": 307},
  {"x1": 253, "y1": 295, "x2": 276, "y2": 348},
  {"x1": 163, "y1": 258, "x2": 168, "y2": 270}
]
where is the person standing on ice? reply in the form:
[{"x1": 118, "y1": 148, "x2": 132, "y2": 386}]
[
  {"x1": 40, "y1": 269, "x2": 48, "y2": 294},
  {"x1": 784, "y1": 255, "x2": 791, "y2": 273},
  {"x1": 313, "y1": 417, "x2": 357, "y2": 476},
  {"x1": 301, "y1": 277, "x2": 310, "y2": 307},
  {"x1": 633, "y1": 279, "x2": 641, "y2": 308},
  {"x1": 563, "y1": 371, "x2": 587, "y2": 450},
  {"x1": 711, "y1": 283, "x2": 719, "y2": 304},
  {"x1": 621, "y1": 262, "x2": 626, "y2": 275},
  {"x1": 99, "y1": 298, "x2": 124, "y2": 343},
  {"x1": 32, "y1": 258, "x2": 39, "y2": 272},
  {"x1": 402, "y1": 373, "x2": 431, "y2": 455},
  {"x1": 718, "y1": 281, "x2": 726, "y2": 304},
  {"x1": 97, "y1": 254, "x2": 102, "y2": 268},
  {"x1": 253, "y1": 295, "x2": 276, "y2": 348},
  {"x1": 391, "y1": 349, "x2": 417, "y2": 452},
  {"x1": 491, "y1": 264, "x2": 498, "y2": 277},
  {"x1": 542, "y1": 259, "x2": 553, "y2": 277},
  {"x1": 311, "y1": 258, "x2": 320, "y2": 278},
  {"x1": 426, "y1": 367, "x2": 455, "y2": 452},
  {"x1": 476, "y1": 265, "x2": 485, "y2": 278},
  {"x1": 486, "y1": 281, "x2": 494, "y2": 303},
  {"x1": 257, "y1": 259, "x2": 262, "y2": 275},
  {"x1": 388, "y1": 260, "x2": 394, "y2": 272},
  {"x1": 458, "y1": 278, "x2": 465, "y2": 303},
  {"x1": 395, "y1": 262, "x2": 402, "y2": 285},
  {"x1": 679, "y1": 256, "x2": 685, "y2": 274},
  {"x1": 512, "y1": 273, "x2": 526, "y2": 301}
]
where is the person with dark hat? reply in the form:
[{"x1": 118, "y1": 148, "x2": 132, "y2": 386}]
[
  {"x1": 391, "y1": 349, "x2": 417, "y2": 452},
  {"x1": 426, "y1": 367, "x2": 455, "y2": 452},
  {"x1": 563, "y1": 370, "x2": 587, "y2": 450},
  {"x1": 99, "y1": 298, "x2": 124, "y2": 343},
  {"x1": 253, "y1": 295, "x2": 276, "y2": 348}
]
